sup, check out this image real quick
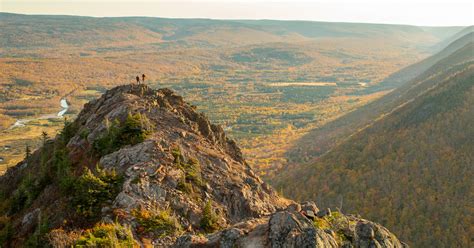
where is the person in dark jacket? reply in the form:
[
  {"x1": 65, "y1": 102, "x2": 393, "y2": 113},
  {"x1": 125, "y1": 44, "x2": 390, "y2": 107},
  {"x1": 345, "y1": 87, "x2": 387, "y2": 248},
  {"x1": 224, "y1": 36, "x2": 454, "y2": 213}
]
[
  {"x1": 136, "y1": 75, "x2": 140, "y2": 84},
  {"x1": 142, "y1": 74, "x2": 146, "y2": 83}
]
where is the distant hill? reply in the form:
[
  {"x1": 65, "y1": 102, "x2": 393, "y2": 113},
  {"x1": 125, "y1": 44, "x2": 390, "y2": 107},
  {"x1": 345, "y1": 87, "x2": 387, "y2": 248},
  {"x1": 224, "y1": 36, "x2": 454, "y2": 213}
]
[
  {"x1": 0, "y1": 12, "x2": 463, "y2": 50},
  {"x1": 285, "y1": 32, "x2": 474, "y2": 164},
  {"x1": 430, "y1": 25, "x2": 474, "y2": 52},
  {"x1": 274, "y1": 40, "x2": 474, "y2": 247}
]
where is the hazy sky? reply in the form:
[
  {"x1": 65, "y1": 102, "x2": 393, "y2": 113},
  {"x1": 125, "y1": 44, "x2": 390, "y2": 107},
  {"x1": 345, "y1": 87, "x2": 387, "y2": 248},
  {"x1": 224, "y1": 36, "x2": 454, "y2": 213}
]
[{"x1": 1, "y1": 0, "x2": 473, "y2": 26}]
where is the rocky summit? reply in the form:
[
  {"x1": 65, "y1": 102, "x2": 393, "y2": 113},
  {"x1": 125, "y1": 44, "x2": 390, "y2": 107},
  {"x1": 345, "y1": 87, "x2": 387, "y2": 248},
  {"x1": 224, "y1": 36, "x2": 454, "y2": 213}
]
[{"x1": 0, "y1": 84, "x2": 407, "y2": 247}]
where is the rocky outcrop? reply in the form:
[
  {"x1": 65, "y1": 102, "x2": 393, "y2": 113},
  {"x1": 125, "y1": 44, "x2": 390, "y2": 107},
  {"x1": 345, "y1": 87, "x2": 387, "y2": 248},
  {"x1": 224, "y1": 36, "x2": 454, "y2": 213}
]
[
  {"x1": 0, "y1": 84, "x2": 406, "y2": 247},
  {"x1": 70, "y1": 85, "x2": 244, "y2": 164},
  {"x1": 173, "y1": 204, "x2": 407, "y2": 248},
  {"x1": 66, "y1": 85, "x2": 288, "y2": 240}
]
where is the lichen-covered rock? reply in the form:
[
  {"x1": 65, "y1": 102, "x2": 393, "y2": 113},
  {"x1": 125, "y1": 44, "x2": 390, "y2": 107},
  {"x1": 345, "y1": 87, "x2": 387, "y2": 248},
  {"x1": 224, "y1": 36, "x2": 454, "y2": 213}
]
[
  {"x1": 355, "y1": 221, "x2": 405, "y2": 248},
  {"x1": 301, "y1": 201, "x2": 319, "y2": 214},
  {"x1": 269, "y1": 211, "x2": 338, "y2": 248},
  {"x1": 174, "y1": 210, "x2": 407, "y2": 248}
]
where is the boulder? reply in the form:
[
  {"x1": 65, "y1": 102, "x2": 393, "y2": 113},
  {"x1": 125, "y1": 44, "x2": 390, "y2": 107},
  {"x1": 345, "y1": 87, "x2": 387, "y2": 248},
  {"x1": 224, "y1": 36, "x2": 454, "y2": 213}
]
[
  {"x1": 317, "y1": 208, "x2": 332, "y2": 218},
  {"x1": 301, "y1": 201, "x2": 319, "y2": 213},
  {"x1": 286, "y1": 203, "x2": 302, "y2": 212}
]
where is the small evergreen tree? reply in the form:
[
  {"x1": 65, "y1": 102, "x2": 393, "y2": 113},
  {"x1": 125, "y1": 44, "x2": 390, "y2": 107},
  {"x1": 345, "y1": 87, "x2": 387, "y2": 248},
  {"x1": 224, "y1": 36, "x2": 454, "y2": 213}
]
[
  {"x1": 25, "y1": 145, "x2": 31, "y2": 160},
  {"x1": 41, "y1": 131, "x2": 49, "y2": 146},
  {"x1": 200, "y1": 201, "x2": 220, "y2": 233}
]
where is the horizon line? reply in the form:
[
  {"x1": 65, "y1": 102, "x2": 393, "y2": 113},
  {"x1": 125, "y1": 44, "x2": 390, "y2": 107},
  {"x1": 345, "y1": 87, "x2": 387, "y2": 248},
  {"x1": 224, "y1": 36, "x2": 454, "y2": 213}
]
[{"x1": 1, "y1": 12, "x2": 470, "y2": 28}]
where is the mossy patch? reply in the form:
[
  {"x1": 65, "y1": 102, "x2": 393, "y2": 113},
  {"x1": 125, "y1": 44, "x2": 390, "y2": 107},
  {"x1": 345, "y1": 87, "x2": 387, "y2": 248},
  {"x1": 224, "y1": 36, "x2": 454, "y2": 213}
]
[
  {"x1": 132, "y1": 207, "x2": 182, "y2": 238},
  {"x1": 73, "y1": 165, "x2": 123, "y2": 219},
  {"x1": 75, "y1": 222, "x2": 136, "y2": 247},
  {"x1": 313, "y1": 217, "x2": 331, "y2": 230},
  {"x1": 313, "y1": 211, "x2": 352, "y2": 246},
  {"x1": 200, "y1": 201, "x2": 221, "y2": 233},
  {"x1": 93, "y1": 112, "x2": 154, "y2": 156},
  {"x1": 172, "y1": 147, "x2": 205, "y2": 195}
]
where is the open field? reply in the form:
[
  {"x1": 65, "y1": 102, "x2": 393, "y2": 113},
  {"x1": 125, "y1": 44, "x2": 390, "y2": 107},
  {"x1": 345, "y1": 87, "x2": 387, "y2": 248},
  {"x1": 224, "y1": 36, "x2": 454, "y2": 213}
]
[
  {"x1": 0, "y1": 117, "x2": 66, "y2": 173},
  {"x1": 268, "y1": 82, "x2": 337, "y2": 87}
]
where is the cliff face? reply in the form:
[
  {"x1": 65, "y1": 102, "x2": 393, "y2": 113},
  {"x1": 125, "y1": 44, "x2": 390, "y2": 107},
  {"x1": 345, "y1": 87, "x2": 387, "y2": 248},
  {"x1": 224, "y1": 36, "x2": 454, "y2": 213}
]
[{"x1": 0, "y1": 84, "x2": 406, "y2": 247}]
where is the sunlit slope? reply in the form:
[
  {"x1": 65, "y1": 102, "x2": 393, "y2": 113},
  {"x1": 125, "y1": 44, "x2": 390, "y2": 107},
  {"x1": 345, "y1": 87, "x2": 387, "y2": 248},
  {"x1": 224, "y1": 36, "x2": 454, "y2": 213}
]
[
  {"x1": 275, "y1": 43, "x2": 474, "y2": 247},
  {"x1": 376, "y1": 31, "x2": 474, "y2": 90},
  {"x1": 286, "y1": 33, "x2": 474, "y2": 163}
]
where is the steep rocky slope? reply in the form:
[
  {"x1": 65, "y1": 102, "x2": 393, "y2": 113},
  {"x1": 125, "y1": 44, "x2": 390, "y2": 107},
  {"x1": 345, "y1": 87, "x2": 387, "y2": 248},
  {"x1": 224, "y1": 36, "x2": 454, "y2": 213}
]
[{"x1": 0, "y1": 84, "x2": 405, "y2": 247}]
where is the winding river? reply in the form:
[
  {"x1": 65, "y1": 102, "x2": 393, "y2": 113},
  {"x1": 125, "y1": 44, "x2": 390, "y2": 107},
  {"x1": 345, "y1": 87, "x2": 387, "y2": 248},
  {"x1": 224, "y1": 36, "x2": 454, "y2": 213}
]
[{"x1": 8, "y1": 98, "x2": 70, "y2": 129}]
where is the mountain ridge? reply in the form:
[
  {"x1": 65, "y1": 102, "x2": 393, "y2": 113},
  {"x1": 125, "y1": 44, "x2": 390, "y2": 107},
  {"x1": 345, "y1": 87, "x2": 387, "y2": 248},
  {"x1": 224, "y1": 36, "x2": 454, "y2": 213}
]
[{"x1": 0, "y1": 84, "x2": 407, "y2": 247}]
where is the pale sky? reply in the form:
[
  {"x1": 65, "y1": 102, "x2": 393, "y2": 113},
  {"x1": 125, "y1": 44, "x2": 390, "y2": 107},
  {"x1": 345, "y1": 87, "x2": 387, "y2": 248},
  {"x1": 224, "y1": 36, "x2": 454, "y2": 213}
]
[{"x1": 1, "y1": 0, "x2": 473, "y2": 26}]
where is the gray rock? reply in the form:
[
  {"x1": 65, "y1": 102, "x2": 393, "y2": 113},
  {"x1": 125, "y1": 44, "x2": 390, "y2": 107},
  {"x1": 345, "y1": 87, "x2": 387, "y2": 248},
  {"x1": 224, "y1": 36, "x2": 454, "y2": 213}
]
[
  {"x1": 357, "y1": 222, "x2": 375, "y2": 239},
  {"x1": 286, "y1": 203, "x2": 302, "y2": 212},
  {"x1": 164, "y1": 169, "x2": 184, "y2": 188},
  {"x1": 172, "y1": 211, "x2": 339, "y2": 248},
  {"x1": 355, "y1": 220, "x2": 405, "y2": 248},
  {"x1": 305, "y1": 210, "x2": 316, "y2": 220},
  {"x1": 301, "y1": 201, "x2": 319, "y2": 213},
  {"x1": 21, "y1": 208, "x2": 40, "y2": 232},
  {"x1": 317, "y1": 208, "x2": 332, "y2": 218},
  {"x1": 101, "y1": 206, "x2": 111, "y2": 214}
]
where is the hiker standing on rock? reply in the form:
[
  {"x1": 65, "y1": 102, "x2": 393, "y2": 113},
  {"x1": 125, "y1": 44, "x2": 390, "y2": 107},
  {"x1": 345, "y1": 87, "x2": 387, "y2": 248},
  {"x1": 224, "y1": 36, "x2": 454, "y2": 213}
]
[
  {"x1": 142, "y1": 74, "x2": 146, "y2": 84},
  {"x1": 136, "y1": 75, "x2": 140, "y2": 84}
]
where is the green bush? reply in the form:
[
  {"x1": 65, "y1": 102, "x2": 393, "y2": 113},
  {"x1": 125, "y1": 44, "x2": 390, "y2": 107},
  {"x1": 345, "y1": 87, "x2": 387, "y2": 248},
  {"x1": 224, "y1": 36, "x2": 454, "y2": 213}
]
[
  {"x1": 73, "y1": 165, "x2": 123, "y2": 219},
  {"x1": 180, "y1": 158, "x2": 203, "y2": 187},
  {"x1": 24, "y1": 216, "x2": 50, "y2": 248},
  {"x1": 79, "y1": 129, "x2": 90, "y2": 139},
  {"x1": 200, "y1": 201, "x2": 220, "y2": 233},
  {"x1": 313, "y1": 217, "x2": 331, "y2": 230},
  {"x1": 93, "y1": 119, "x2": 121, "y2": 156},
  {"x1": 0, "y1": 216, "x2": 13, "y2": 246},
  {"x1": 75, "y1": 222, "x2": 136, "y2": 247},
  {"x1": 172, "y1": 147, "x2": 184, "y2": 164},
  {"x1": 8, "y1": 174, "x2": 44, "y2": 214},
  {"x1": 51, "y1": 145, "x2": 76, "y2": 193},
  {"x1": 313, "y1": 211, "x2": 352, "y2": 246},
  {"x1": 132, "y1": 208, "x2": 182, "y2": 238},
  {"x1": 176, "y1": 178, "x2": 193, "y2": 194},
  {"x1": 93, "y1": 113, "x2": 153, "y2": 156},
  {"x1": 172, "y1": 148, "x2": 204, "y2": 194},
  {"x1": 325, "y1": 211, "x2": 346, "y2": 228},
  {"x1": 59, "y1": 118, "x2": 78, "y2": 145}
]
